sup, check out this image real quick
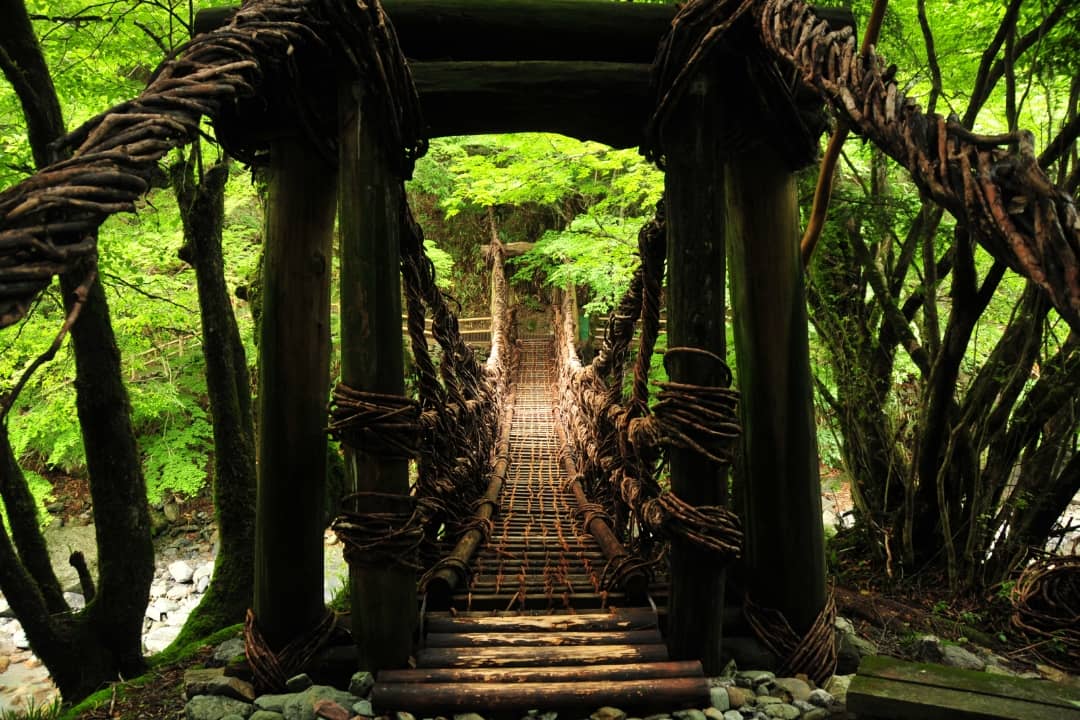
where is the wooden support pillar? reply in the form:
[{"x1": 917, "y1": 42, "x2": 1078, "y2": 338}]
[
  {"x1": 662, "y1": 74, "x2": 728, "y2": 674},
  {"x1": 725, "y1": 146, "x2": 826, "y2": 633},
  {"x1": 338, "y1": 83, "x2": 414, "y2": 670},
  {"x1": 255, "y1": 139, "x2": 337, "y2": 649}
]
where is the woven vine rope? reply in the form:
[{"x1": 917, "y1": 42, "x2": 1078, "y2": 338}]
[
  {"x1": 744, "y1": 590, "x2": 838, "y2": 686},
  {"x1": 0, "y1": 0, "x2": 423, "y2": 329},
  {"x1": 759, "y1": 0, "x2": 1080, "y2": 329}
]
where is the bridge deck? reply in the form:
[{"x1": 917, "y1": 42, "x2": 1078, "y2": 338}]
[{"x1": 372, "y1": 333, "x2": 708, "y2": 714}]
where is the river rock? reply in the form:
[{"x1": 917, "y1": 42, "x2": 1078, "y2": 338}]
[
  {"x1": 314, "y1": 699, "x2": 351, "y2": 720},
  {"x1": 672, "y1": 710, "x2": 705, "y2": 720},
  {"x1": 722, "y1": 713, "x2": 741, "y2": 720},
  {"x1": 349, "y1": 671, "x2": 374, "y2": 697},
  {"x1": 144, "y1": 625, "x2": 181, "y2": 653},
  {"x1": 185, "y1": 667, "x2": 255, "y2": 702},
  {"x1": 214, "y1": 637, "x2": 246, "y2": 665},
  {"x1": 940, "y1": 644, "x2": 986, "y2": 671},
  {"x1": 63, "y1": 592, "x2": 85, "y2": 609},
  {"x1": 725, "y1": 686, "x2": 754, "y2": 708},
  {"x1": 251, "y1": 712, "x2": 285, "y2": 720},
  {"x1": 170, "y1": 560, "x2": 195, "y2": 583},
  {"x1": 591, "y1": 707, "x2": 626, "y2": 720},
  {"x1": 703, "y1": 709, "x2": 725, "y2": 720},
  {"x1": 353, "y1": 700, "x2": 374, "y2": 717},
  {"x1": 453, "y1": 714, "x2": 485, "y2": 720},
  {"x1": 734, "y1": 670, "x2": 774, "y2": 687},
  {"x1": 186, "y1": 695, "x2": 254, "y2": 720},
  {"x1": 806, "y1": 689, "x2": 833, "y2": 707},
  {"x1": 709, "y1": 687, "x2": 729, "y2": 711},
  {"x1": 282, "y1": 685, "x2": 362, "y2": 720},
  {"x1": 287, "y1": 674, "x2": 314, "y2": 692},
  {"x1": 771, "y1": 678, "x2": 811, "y2": 703},
  {"x1": 762, "y1": 705, "x2": 799, "y2": 720}
]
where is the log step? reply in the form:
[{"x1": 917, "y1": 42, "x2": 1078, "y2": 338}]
[
  {"x1": 373, "y1": 677, "x2": 710, "y2": 713},
  {"x1": 424, "y1": 629, "x2": 662, "y2": 647},
  {"x1": 449, "y1": 592, "x2": 626, "y2": 610},
  {"x1": 424, "y1": 608, "x2": 657, "y2": 633},
  {"x1": 416, "y1": 643, "x2": 667, "y2": 668},
  {"x1": 379, "y1": 660, "x2": 700, "y2": 684}
]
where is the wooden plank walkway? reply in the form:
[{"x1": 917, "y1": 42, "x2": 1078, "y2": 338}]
[{"x1": 373, "y1": 333, "x2": 706, "y2": 714}]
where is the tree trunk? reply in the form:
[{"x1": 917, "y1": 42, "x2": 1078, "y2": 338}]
[
  {"x1": 0, "y1": 426, "x2": 67, "y2": 613},
  {"x1": 169, "y1": 149, "x2": 257, "y2": 646},
  {"x1": 0, "y1": 0, "x2": 154, "y2": 700}
]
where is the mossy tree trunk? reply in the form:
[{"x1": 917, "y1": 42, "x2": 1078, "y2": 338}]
[
  {"x1": 169, "y1": 146, "x2": 257, "y2": 646},
  {"x1": 0, "y1": 0, "x2": 154, "y2": 701}
]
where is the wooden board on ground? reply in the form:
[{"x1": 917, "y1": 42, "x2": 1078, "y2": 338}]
[{"x1": 848, "y1": 655, "x2": 1080, "y2": 720}]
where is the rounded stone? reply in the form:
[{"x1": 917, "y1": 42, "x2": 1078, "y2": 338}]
[
  {"x1": 725, "y1": 686, "x2": 755, "y2": 708},
  {"x1": 709, "y1": 687, "x2": 730, "y2": 712},
  {"x1": 771, "y1": 678, "x2": 811, "y2": 702},
  {"x1": 591, "y1": 707, "x2": 627, "y2": 720},
  {"x1": 169, "y1": 560, "x2": 195, "y2": 583},
  {"x1": 185, "y1": 695, "x2": 254, "y2": 720},
  {"x1": 762, "y1": 705, "x2": 799, "y2": 720},
  {"x1": 806, "y1": 689, "x2": 832, "y2": 708}
]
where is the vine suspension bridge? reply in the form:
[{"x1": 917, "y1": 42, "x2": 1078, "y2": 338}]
[
  {"x1": 1, "y1": 0, "x2": 1079, "y2": 714},
  {"x1": 373, "y1": 328, "x2": 709, "y2": 713}
]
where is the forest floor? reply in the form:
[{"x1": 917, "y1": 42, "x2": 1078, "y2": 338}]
[{"x1": 2, "y1": 475, "x2": 1076, "y2": 718}]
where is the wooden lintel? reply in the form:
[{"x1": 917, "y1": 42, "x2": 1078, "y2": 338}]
[
  {"x1": 197, "y1": 1, "x2": 853, "y2": 149},
  {"x1": 413, "y1": 61, "x2": 650, "y2": 150},
  {"x1": 195, "y1": 1, "x2": 853, "y2": 63}
]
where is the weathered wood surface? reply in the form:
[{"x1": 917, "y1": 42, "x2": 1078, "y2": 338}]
[
  {"x1": 378, "y1": 660, "x2": 703, "y2": 684},
  {"x1": 662, "y1": 66, "x2": 730, "y2": 674},
  {"x1": 424, "y1": 630, "x2": 662, "y2": 647},
  {"x1": 726, "y1": 144, "x2": 826, "y2": 633},
  {"x1": 195, "y1": 0, "x2": 852, "y2": 62},
  {"x1": 373, "y1": 677, "x2": 710, "y2": 713},
  {"x1": 416, "y1": 643, "x2": 668, "y2": 668},
  {"x1": 412, "y1": 61, "x2": 650, "y2": 149},
  {"x1": 448, "y1": 592, "x2": 627, "y2": 611},
  {"x1": 849, "y1": 656, "x2": 1080, "y2": 715},
  {"x1": 195, "y1": 2, "x2": 852, "y2": 149},
  {"x1": 424, "y1": 608, "x2": 655, "y2": 633},
  {"x1": 254, "y1": 139, "x2": 336, "y2": 649},
  {"x1": 338, "y1": 82, "x2": 413, "y2": 670}
]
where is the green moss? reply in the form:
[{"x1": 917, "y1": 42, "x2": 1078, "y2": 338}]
[
  {"x1": 150, "y1": 623, "x2": 242, "y2": 668},
  {"x1": 56, "y1": 624, "x2": 243, "y2": 720}
]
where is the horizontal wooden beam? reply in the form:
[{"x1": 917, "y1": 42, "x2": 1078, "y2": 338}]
[
  {"x1": 377, "y1": 660, "x2": 702, "y2": 684},
  {"x1": 196, "y1": 0, "x2": 852, "y2": 63},
  {"x1": 197, "y1": 2, "x2": 852, "y2": 148},
  {"x1": 410, "y1": 60, "x2": 653, "y2": 148}
]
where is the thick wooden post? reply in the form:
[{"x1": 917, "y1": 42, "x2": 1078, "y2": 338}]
[
  {"x1": 662, "y1": 75, "x2": 729, "y2": 673},
  {"x1": 255, "y1": 139, "x2": 337, "y2": 649},
  {"x1": 338, "y1": 84, "x2": 414, "y2": 670},
  {"x1": 726, "y1": 147, "x2": 826, "y2": 633}
]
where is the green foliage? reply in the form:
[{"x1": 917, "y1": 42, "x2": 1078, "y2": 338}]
[
  {"x1": 411, "y1": 133, "x2": 663, "y2": 314},
  {"x1": 1, "y1": 173, "x2": 261, "y2": 505},
  {"x1": 0, "y1": 697, "x2": 62, "y2": 720},
  {"x1": 511, "y1": 214, "x2": 644, "y2": 315}
]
